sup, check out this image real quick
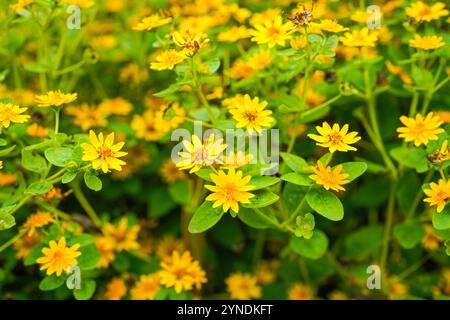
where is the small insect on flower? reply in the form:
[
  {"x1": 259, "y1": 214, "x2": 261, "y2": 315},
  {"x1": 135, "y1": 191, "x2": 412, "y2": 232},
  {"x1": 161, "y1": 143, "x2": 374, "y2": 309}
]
[
  {"x1": 306, "y1": 160, "x2": 350, "y2": 192},
  {"x1": 81, "y1": 130, "x2": 128, "y2": 173},
  {"x1": 172, "y1": 30, "x2": 209, "y2": 57},
  {"x1": 132, "y1": 14, "x2": 172, "y2": 31},
  {"x1": 427, "y1": 140, "x2": 450, "y2": 164},
  {"x1": 0, "y1": 103, "x2": 30, "y2": 128},
  {"x1": 409, "y1": 34, "x2": 445, "y2": 51},
  {"x1": 308, "y1": 122, "x2": 361, "y2": 153},
  {"x1": 34, "y1": 90, "x2": 77, "y2": 108},
  {"x1": 286, "y1": 3, "x2": 315, "y2": 29},
  {"x1": 423, "y1": 179, "x2": 450, "y2": 213},
  {"x1": 397, "y1": 112, "x2": 444, "y2": 147},
  {"x1": 36, "y1": 237, "x2": 81, "y2": 277},
  {"x1": 225, "y1": 273, "x2": 261, "y2": 300}
]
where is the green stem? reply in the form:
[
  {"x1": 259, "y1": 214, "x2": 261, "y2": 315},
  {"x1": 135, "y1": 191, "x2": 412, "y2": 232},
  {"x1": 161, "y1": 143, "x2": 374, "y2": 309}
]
[
  {"x1": 252, "y1": 208, "x2": 282, "y2": 229},
  {"x1": 406, "y1": 169, "x2": 434, "y2": 220},
  {"x1": 252, "y1": 230, "x2": 265, "y2": 269},
  {"x1": 0, "y1": 230, "x2": 26, "y2": 253},
  {"x1": 70, "y1": 182, "x2": 102, "y2": 227},
  {"x1": 54, "y1": 108, "x2": 60, "y2": 134},
  {"x1": 409, "y1": 91, "x2": 419, "y2": 117},
  {"x1": 191, "y1": 57, "x2": 217, "y2": 125},
  {"x1": 35, "y1": 199, "x2": 71, "y2": 221},
  {"x1": 380, "y1": 181, "x2": 398, "y2": 283},
  {"x1": 9, "y1": 195, "x2": 32, "y2": 216},
  {"x1": 397, "y1": 255, "x2": 429, "y2": 281}
]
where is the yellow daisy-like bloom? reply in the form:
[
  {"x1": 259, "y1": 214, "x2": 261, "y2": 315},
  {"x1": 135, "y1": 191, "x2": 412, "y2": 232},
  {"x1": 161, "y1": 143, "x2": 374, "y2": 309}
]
[
  {"x1": 290, "y1": 35, "x2": 308, "y2": 49},
  {"x1": 288, "y1": 283, "x2": 314, "y2": 300},
  {"x1": 22, "y1": 211, "x2": 55, "y2": 236},
  {"x1": 26, "y1": 123, "x2": 48, "y2": 138},
  {"x1": 156, "y1": 236, "x2": 186, "y2": 261},
  {"x1": 306, "y1": 160, "x2": 350, "y2": 192},
  {"x1": 205, "y1": 168, "x2": 255, "y2": 213},
  {"x1": 60, "y1": 0, "x2": 94, "y2": 9},
  {"x1": 406, "y1": 1, "x2": 449, "y2": 22},
  {"x1": 247, "y1": 50, "x2": 273, "y2": 71},
  {"x1": 160, "y1": 159, "x2": 187, "y2": 184},
  {"x1": 221, "y1": 151, "x2": 253, "y2": 169},
  {"x1": 218, "y1": 26, "x2": 252, "y2": 42},
  {"x1": 397, "y1": 112, "x2": 444, "y2": 147},
  {"x1": 150, "y1": 49, "x2": 187, "y2": 71},
  {"x1": 317, "y1": 19, "x2": 348, "y2": 33},
  {"x1": 339, "y1": 28, "x2": 378, "y2": 47},
  {"x1": 229, "y1": 94, "x2": 274, "y2": 133},
  {"x1": 172, "y1": 30, "x2": 209, "y2": 57},
  {"x1": 81, "y1": 130, "x2": 127, "y2": 173},
  {"x1": 176, "y1": 134, "x2": 227, "y2": 174},
  {"x1": 386, "y1": 61, "x2": 413, "y2": 85},
  {"x1": 10, "y1": 0, "x2": 33, "y2": 12},
  {"x1": 409, "y1": 34, "x2": 445, "y2": 51},
  {"x1": 131, "y1": 110, "x2": 166, "y2": 141},
  {"x1": 0, "y1": 103, "x2": 30, "y2": 128},
  {"x1": 159, "y1": 250, "x2": 207, "y2": 293},
  {"x1": 36, "y1": 237, "x2": 81, "y2": 276},
  {"x1": 307, "y1": 122, "x2": 361, "y2": 153},
  {"x1": 95, "y1": 236, "x2": 116, "y2": 268},
  {"x1": 225, "y1": 273, "x2": 261, "y2": 300},
  {"x1": 105, "y1": 278, "x2": 127, "y2": 300},
  {"x1": 131, "y1": 274, "x2": 160, "y2": 300},
  {"x1": 250, "y1": 16, "x2": 293, "y2": 48},
  {"x1": 102, "y1": 217, "x2": 140, "y2": 252},
  {"x1": 98, "y1": 97, "x2": 133, "y2": 116},
  {"x1": 34, "y1": 90, "x2": 77, "y2": 107},
  {"x1": 423, "y1": 179, "x2": 450, "y2": 213},
  {"x1": 14, "y1": 233, "x2": 42, "y2": 259},
  {"x1": 0, "y1": 173, "x2": 16, "y2": 186},
  {"x1": 421, "y1": 224, "x2": 443, "y2": 251},
  {"x1": 132, "y1": 14, "x2": 172, "y2": 31},
  {"x1": 66, "y1": 104, "x2": 108, "y2": 131}
]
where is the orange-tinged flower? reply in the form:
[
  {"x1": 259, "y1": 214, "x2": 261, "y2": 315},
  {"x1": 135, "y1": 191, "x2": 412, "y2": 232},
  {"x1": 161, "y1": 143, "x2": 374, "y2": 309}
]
[
  {"x1": 102, "y1": 217, "x2": 140, "y2": 252},
  {"x1": 26, "y1": 123, "x2": 48, "y2": 138},
  {"x1": 423, "y1": 179, "x2": 450, "y2": 213},
  {"x1": 225, "y1": 273, "x2": 261, "y2": 300},
  {"x1": 306, "y1": 160, "x2": 350, "y2": 192},
  {"x1": 22, "y1": 211, "x2": 55, "y2": 236},
  {"x1": 288, "y1": 283, "x2": 314, "y2": 300},
  {"x1": 34, "y1": 90, "x2": 77, "y2": 107},
  {"x1": 406, "y1": 1, "x2": 449, "y2": 22},
  {"x1": 0, "y1": 103, "x2": 30, "y2": 128},
  {"x1": 66, "y1": 104, "x2": 108, "y2": 131},
  {"x1": 131, "y1": 274, "x2": 160, "y2": 300},
  {"x1": 397, "y1": 112, "x2": 444, "y2": 146},
  {"x1": 95, "y1": 236, "x2": 115, "y2": 268},
  {"x1": 105, "y1": 278, "x2": 127, "y2": 300},
  {"x1": 36, "y1": 237, "x2": 81, "y2": 276},
  {"x1": 228, "y1": 94, "x2": 274, "y2": 133}
]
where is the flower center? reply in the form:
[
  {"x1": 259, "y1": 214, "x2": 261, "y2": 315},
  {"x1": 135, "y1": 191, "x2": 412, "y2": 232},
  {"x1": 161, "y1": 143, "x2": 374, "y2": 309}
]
[
  {"x1": 329, "y1": 132, "x2": 342, "y2": 144},
  {"x1": 99, "y1": 146, "x2": 112, "y2": 158},
  {"x1": 223, "y1": 183, "x2": 238, "y2": 199},
  {"x1": 244, "y1": 111, "x2": 258, "y2": 122}
]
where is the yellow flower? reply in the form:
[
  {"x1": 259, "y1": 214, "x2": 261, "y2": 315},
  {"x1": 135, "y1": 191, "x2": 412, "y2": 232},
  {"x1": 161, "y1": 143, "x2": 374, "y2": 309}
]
[
  {"x1": 306, "y1": 160, "x2": 350, "y2": 192},
  {"x1": 81, "y1": 130, "x2": 127, "y2": 173},
  {"x1": 205, "y1": 168, "x2": 255, "y2": 213},
  {"x1": 423, "y1": 179, "x2": 450, "y2": 213},
  {"x1": 421, "y1": 224, "x2": 443, "y2": 251},
  {"x1": 228, "y1": 59, "x2": 253, "y2": 79},
  {"x1": 105, "y1": 278, "x2": 127, "y2": 300},
  {"x1": 406, "y1": 1, "x2": 449, "y2": 22},
  {"x1": 172, "y1": 30, "x2": 209, "y2": 57},
  {"x1": 66, "y1": 104, "x2": 108, "y2": 131},
  {"x1": 288, "y1": 283, "x2": 314, "y2": 300},
  {"x1": 99, "y1": 97, "x2": 133, "y2": 116},
  {"x1": 156, "y1": 235, "x2": 186, "y2": 261},
  {"x1": 0, "y1": 173, "x2": 16, "y2": 186},
  {"x1": 255, "y1": 260, "x2": 278, "y2": 285},
  {"x1": 132, "y1": 14, "x2": 172, "y2": 31},
  {"x1": 14, "y1": 233, "x2": 42, "y2": 259},
  {"x1": 159, "y1": 250, "x2": 207, "y2": 293},
  {"x1": 120, "y1": 63, "x2": 148, "y2": 86},
  {"x1": 95, "y1": 236, "x2": 115, "y2": 268},
  {"x1": 150, "y1": 49, "x2": 187, "y2": 71},
  {"x1": 131, "y1": 110, "x2": 166, "y2": 141},
  {"x1": 247, "y1": 50, "x2": 273, "y2": 71},
  {"x1": 176, "y1": 134, "x2": 227, "y2": 173},
  {"x1": 26, "y1": 123, "x2": 49, "y2": 138},
  {"x1": 160, "y1": 159, "x2": 186, "y2": 184},
  {"x1": 0, "y1": 103, "x2": 30, "y2": 128},
  {"x1": 221, "y1": 151, "x2": 253, "y2": 169},
  {"x1": 10, "y1": 0, "x2": 33, "y2": 11},
  {"x1": 22, "y1": 211, "x2": 55, "y2": 236},
  {"x1": 218, "y1": 26, "x2": 252, "y2": 42},
  {"x1": 397, "y1": 112, "x2": 444, "y2": 146},
  {"x1": 339, "y1": 28, "x2": 378, "y2": 47},
  {"x1": 36, "y1": 237, "x2": 81, "y2": 276},
  {"x1": 229, "y1": 94, "x2": 274, "y2": 133},
  {"x1": 386, "y1": 61, "x2": 413, "y2": 85},
  {"x1": 317, "y1": 19, "x2": 348, "y2": 33},
  {"x1": 225, "y1": 273, "x2": 261, "y2": 300},
  {"x1": 90, "y1": 35, "x2": 118, "y2": 49},
  {"x1": 250, "y1": 16, "x2": 293, "y2": 48},
  {"x1": 131, "y1": 274, "x2": 160, "y2": 300},
  {"x1": 60, "y1": 0, "x2": 94, "y2": 8},
  {"x1": 290, "y1": 36, "x2": 308, "y2": 49},
  {"x1": 34, "y1": 90, "x2": 77, "y2": 107},
  {"x1": 102, "y1": 217, "x2": 140, "y2": 252},
  {"x1": 308, "y1": 122, "x2": 361, "y2": 153},
  {"x1": 0, "y1": 160, "x2": 2, "y2": 170},
  {"x1": 409, "y1": 34, "x2": 445, "y2": 51}
]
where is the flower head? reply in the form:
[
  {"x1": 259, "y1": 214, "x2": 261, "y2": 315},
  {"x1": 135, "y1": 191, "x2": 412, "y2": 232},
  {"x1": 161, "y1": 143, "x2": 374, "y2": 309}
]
[
  {"x1": 131, "y1": 274, "x2": 160, "y2": 300},
  {"x1": 26, "y1": 123, "x2": 48, "y2": 138},
  {"x1": 160, "y1": 159, "x2": 186, "y2": 183},
  {"x1": 409, "y1": 34, "x2": 445, "y2": 50},
  {"x1": 205, "y1": 168, "x2": 255, "y2": 213},
  {"x1": 225, "y1": 273, "x2": 261, "y2": 300},
  {"x1": 424, "y1": 179, "x2": 450, "y2": 213},
  {"x1": 421, "y1": 224, "x2": 443, "y2": 251},
  {"x1": 247, "y1": 50, "x2": 273, "y2": 71},
  {"x1": 317, "y1": 19, "x2": 348, "y2": 33},
  {"x1": 339, "y1": 28, "x2": 378, "y2": 47},
  {"x1": 250, "y1": 16, "x2": 292, "y2": 48},
  {"x1": 172, "y1": 30, "x2": 209, "y2": 57},
  {"x1": 159, "y1": 250, "x2": 207, "y2": 293},
  {"x1": 34, "y1": 90, "x2": 77, "y2": 107},
  {"x1": 10, "y1": 0, "x2": 33, "y2": 12},
  {"x1": 150, "y1": 49, "x2": 186, "y2": 71},
  {"x1": 156, "y1": 235, "x2": 186, "y2": 261},
  {"x1": 229, "y1": 94, "x2": 274, "y2": 133},
  {"x1": 288, "y1": 283, "x2": 313, "y2": 300},
  {"x1": 308, "y1": 122, "x2": 361, "y2": 153},
  {"x1": 22, "y1": 211, "x2": 55, "y2": 236},
  {"x1": 105, "y1": 278, "x2": 127, "y2": 300},
  {"x1": 95, "y1": 236, "x2": 115, "y2": 268},
  {"x1": 306, "y1": 160, "x2": 350, "y2": 192},
  {"x1": 66, "y1": 104, "x2": 108, "y2": 130},
  {"x1": 397, "y1": 112, "x2": 444, "y2": 146},
  {"x1": 14, "y1": 233, "x2": 42, "y2": 259},
  {"x1": 99, "y1": 97, "x2": 133, "y2": 116},
  {"x1": 132, "y1": 14, "x2": 172, "y2": 31},
  {"x1": 0, "y1": 103, "x2": 30, "y2": 128},
  {"x1": 218, "y1": 26, "x2": 252, "y2": 42},
  {"x1": 102, "y1": 217, "x2": 140, "y2": 252},
  {"x1": 36, "y1": 237, "x2": 81, "y2": 276},
  {"x1": 406, "y1": 1, "x2": 449, "y2": 22},
  {"x1": 81, "y1": 130, "x2": 127, "y2": 173}
]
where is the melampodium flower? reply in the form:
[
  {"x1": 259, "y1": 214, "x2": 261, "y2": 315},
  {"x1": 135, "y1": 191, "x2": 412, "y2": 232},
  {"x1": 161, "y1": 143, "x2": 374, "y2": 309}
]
[
  {"x1": 36, "y1": 237, "x2": 81, "y2": 276},
  {"x1": 406, "y1": 1, "x2": 449, "y2": 22},
  {"x1": 95, "y1": 236, "x2": 115, "y2": 268},
  {"x1": 0, "y1": 103, "x2": 30, "y2": 128},
  {"x1": 14, "y1": 233, "x2": 42, "y2": 259},
  {"x1": 10, "y1": 0, "x2": 33, "y2": 11},
  {"x1": 307, "y1": 122, "x2": 361, "y2": 153},
  {"x1": 218, "y1": 26, "x2": 252, "y2": 42},
  {"x1": 131, "y1": 274, "x2": 160, "y2": 300},
  {"x1": 317, "y1": 19, "x2": 348, "y2": 33},
  {"x1": 105, "y1": 278, "x2": 127, "y2": 300},
  {"x1": 26, "y1": 123, "x2": 48, "y2": 138},
  {"x1": 250, "y1": 16, "x2": 293, "y2": 48},
  {"x1": 99, "y1": 97, "x2": 133, "y2": 116},
  {"x1": 397, "y1": 112, "x2": 444, "y2": 146},
  {"x1": 339, "y1": 28, "x2": 378, "y2": 47},
  {"x1": 132, "y1": 14, "x2": 172, "y2": 31},
  {"x1": 150, "y1": 49, "x2": 186, "y2": 70},
  {"x1": 22, "y1": 211, "x2": 55, "y2": 236},
  {"x1": 423, "y1": 179, "x2": 450, "y2": 213},
  {"x1": 172, "y1": 30, "x2": 209, "y2": 57},
  {"x1": 159, "y1": 250, "x2": 207, "y2": 293},
  {"x1": 34, "y1": 90, "x2": 77, "y2": 107},
  {"x1": 229, "y1": 94, "x2": 274, "y2": 133},
  {"x1": 409, "y1": 34, "x2": 445, "y2": 51},
  {"x1": 205, "y1": 168, "x2": 255, "y2": 213},
  {"x1": 160, "y1": 159, "x2": 186, "y2": 183},
  {"x1": 288, "y1": 283, "x2": 314, "y2": 300},
  {"x1": 306, "y1": 160, "x2": 350, "y2": 192},
  {"x1": 225, "y1": 273, "x2": 261, "y2": 300},
  {"x1": 102, "y1": 217, "x2": 140, "y2": 252},
  {"x1": 81, "y1": 130, "x2": 127, "y2": 173},
  {"x1": 66, "y1": 104, "x2": 108, "y2": 130},
  {"x1": 60, "y1": 0, "x2": 94, "y2": 9},
  {"x1": 176, "y1": 134, "x2": 227, "y2": 173}
]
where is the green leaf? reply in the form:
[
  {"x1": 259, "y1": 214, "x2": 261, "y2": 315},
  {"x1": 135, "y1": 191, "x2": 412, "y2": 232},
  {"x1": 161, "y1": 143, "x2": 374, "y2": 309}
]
[
  {"x1": 290, "y1": 230, "x2": 328, "y2": 260},
  {"x1": 84, "y1": 171, "x2": 102, "y2": 191},
  {"x1": 24, "y1": 243, "x2": 46, "y2": 266},
  {"x1": 39, "y1": 275, "x2": 65, "y2": 291},
  {"x1": 24, "y1": 181, "x2": 53, "y2": 195},
  {"x1": 249, "y1": 176, "x2": 280, "y2": 190},
  {"x1": 45, "y1": 147, "x2": 73, "y2": 167},
  {"x1": 0, "y1": 145, "x2": 16, "y2": 157},
  {"x1": 22, "y1": 149, "x2": 47, "y2": 174},
  {"x1": 78, "y1": 244, "x2": 101, "y2": 270},
  {"x1": 237, "y1": 207, "x2": 278, "y2": 229},
  {"x1": 242, "y1": 192, "x2": 279, "y2": 209},
  {"x1": 204, "y1": 58, "x2": 221, "y2": 74},
  {"x1": 390, "y1": 147, "x2": 428, "y2": 173},
  {"x1": 280, "y1": 172, "x2": 313, "y2": 186},
  {"x1": 411, "y1": 66, "x2": 434, "y2": 91},
  {"x1": 74, "y1": 280, "x2": 96, "y2": 300},
  {"x1": 344, "y1": 225, "x2": 384, "y2": 259},
  {"x1": 194, "y1": 168, "x2": 213, "y2": 182},
  {"x1": 393, "y1": 221, "x2": 425, "y2": 249},
  {"x1": 188, "y1": 201, "x2": 224, "y2": 233},
  {"x1": 148, "y1": 186, "x2": 176, "y2": 218},
  {"x1": 432, "y1": 208, "x2": 450, "y2": 230},
  {"x1": 0, "y1": 213, "x2": 15, "y2": 230},
  {"x1": 280, "y1": 152, "x2": 307, "y2": 172},
  {"x1": 306, "y1": 188, "x2": 344, "y2": 221},
  {"x1": 339, "y1": 162, "x2": 368, "y2": 182},
  {"x1": 168, "y1": 181, "x2": 191, "y2": 205},
  {"x1": 24, "y1": 63, "x2": 50, "y2": 73},
  {"x1": 61, "y1": 171, "x2": 77, "y2": 184}
]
